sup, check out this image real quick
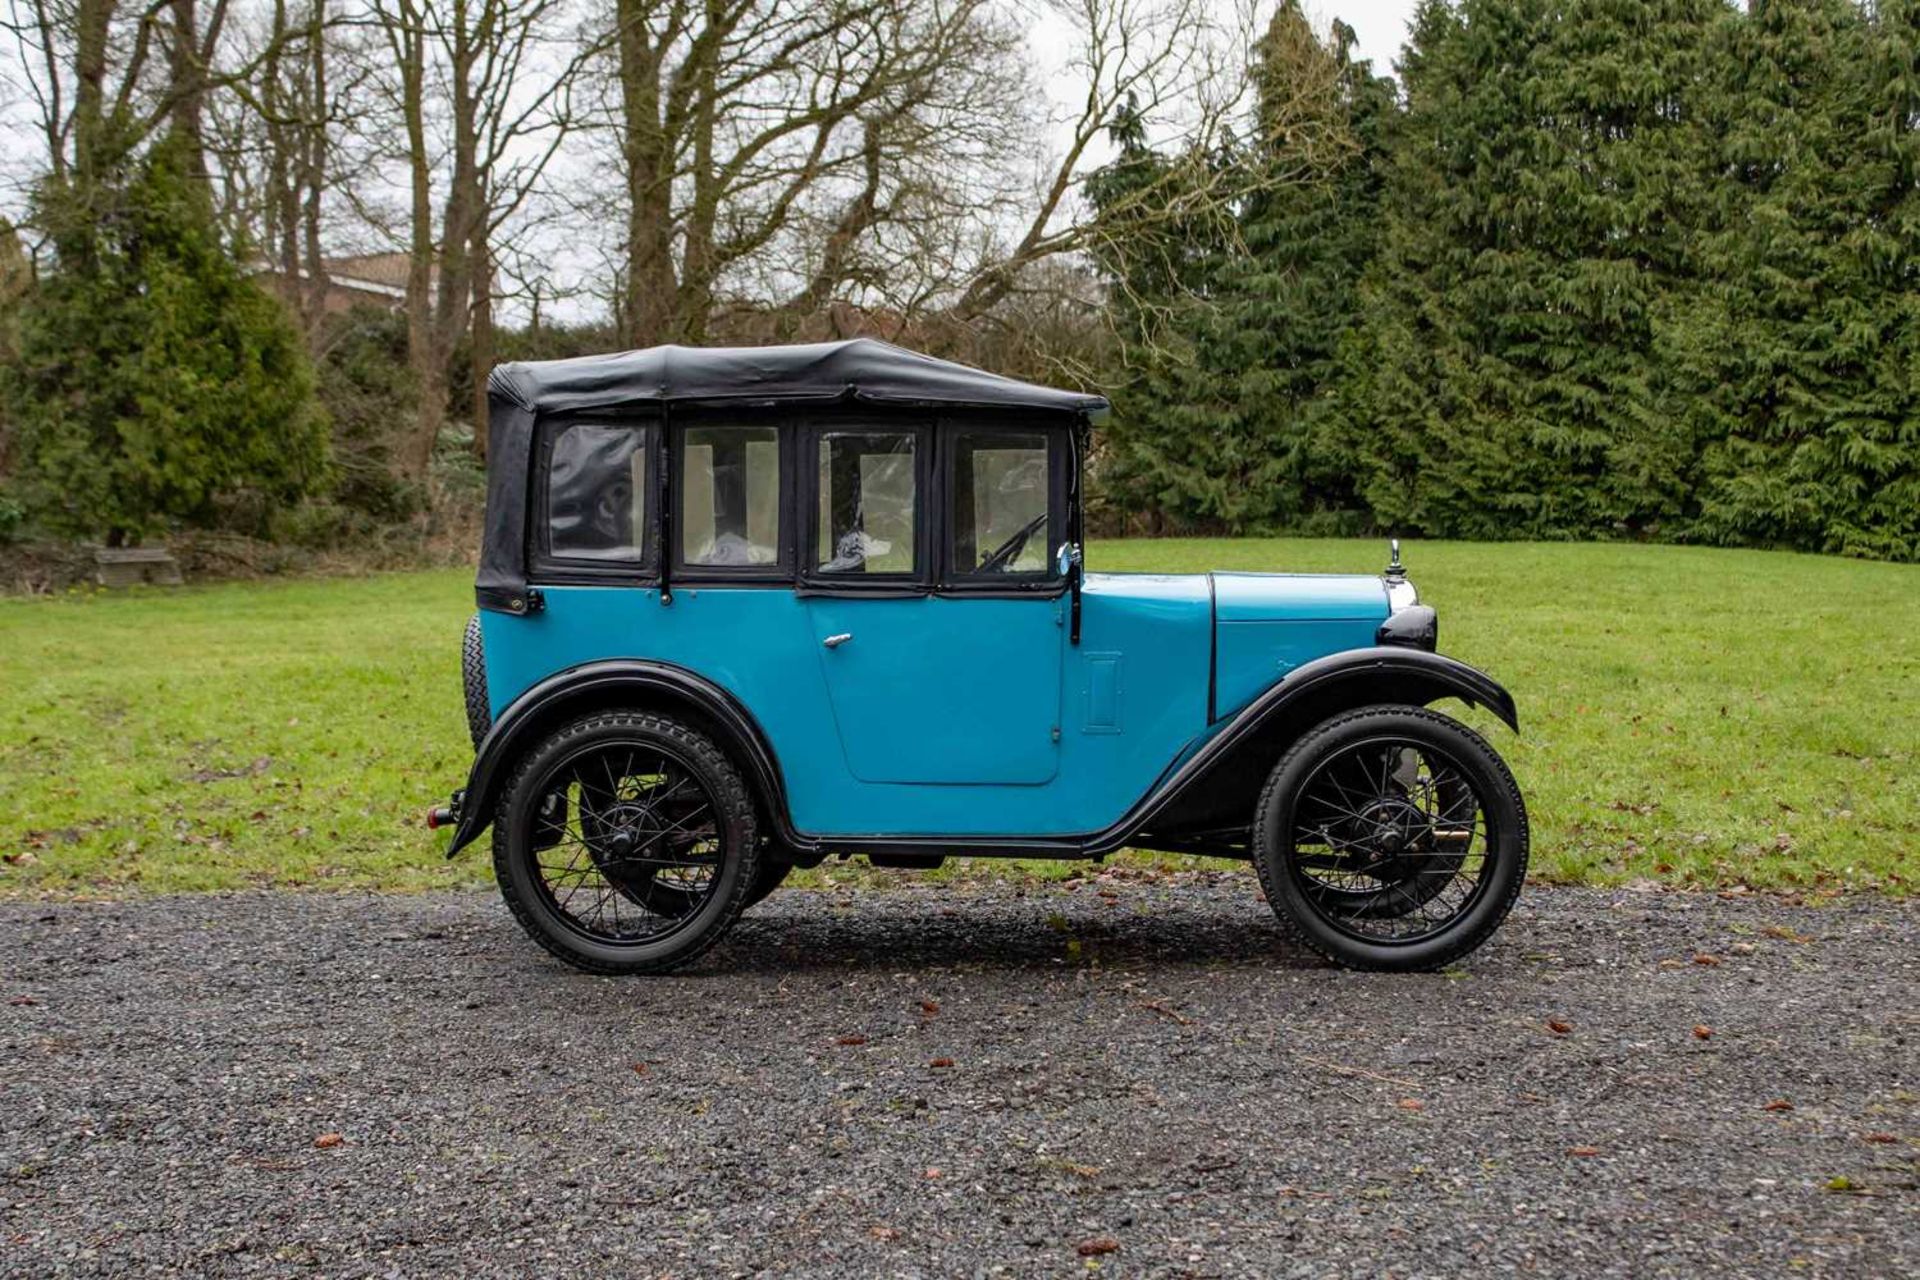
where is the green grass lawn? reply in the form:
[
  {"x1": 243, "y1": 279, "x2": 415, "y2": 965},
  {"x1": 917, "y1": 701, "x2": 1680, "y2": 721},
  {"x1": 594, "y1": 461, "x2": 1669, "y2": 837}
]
[{"x1": 2, "y1": 539, "x2": 1915, "y2": 897}]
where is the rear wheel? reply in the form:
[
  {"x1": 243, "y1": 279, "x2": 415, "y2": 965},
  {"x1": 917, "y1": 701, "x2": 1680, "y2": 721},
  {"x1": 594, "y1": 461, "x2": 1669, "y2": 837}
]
[
  {"x1": 1253, "y1": 705, "x2": 1527, "y2": 972},
  {"x1": 493, "y1": 711, "x2": 759, "y2": 974}
]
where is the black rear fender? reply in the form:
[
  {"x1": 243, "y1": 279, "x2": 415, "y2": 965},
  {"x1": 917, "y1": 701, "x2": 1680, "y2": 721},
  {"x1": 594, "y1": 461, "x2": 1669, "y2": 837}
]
[{"x1": 442, "y1": 661, "x2": 793, "y2": 857}]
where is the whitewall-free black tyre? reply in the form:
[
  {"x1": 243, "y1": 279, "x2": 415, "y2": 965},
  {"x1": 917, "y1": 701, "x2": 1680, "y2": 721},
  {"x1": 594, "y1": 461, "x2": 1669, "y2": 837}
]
[{"x1": 1253, "y1": 704, "x2": 1528, "y2": 972}]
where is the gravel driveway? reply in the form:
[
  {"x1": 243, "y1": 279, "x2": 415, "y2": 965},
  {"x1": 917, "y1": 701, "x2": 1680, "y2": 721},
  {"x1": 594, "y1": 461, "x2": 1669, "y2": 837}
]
[{"x1": 2, "y1": 875, "x2": 1915, "y2": 1278}]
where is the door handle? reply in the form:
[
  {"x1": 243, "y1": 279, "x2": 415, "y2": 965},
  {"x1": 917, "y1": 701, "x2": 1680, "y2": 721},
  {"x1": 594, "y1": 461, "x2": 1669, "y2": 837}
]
[{"x1": 822, "y1": 632, "x2": 853, "y2": 649}]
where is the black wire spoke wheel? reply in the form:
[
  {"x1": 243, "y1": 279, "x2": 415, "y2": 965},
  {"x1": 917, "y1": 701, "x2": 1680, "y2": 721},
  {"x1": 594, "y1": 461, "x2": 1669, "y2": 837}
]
[
  {"x1": 1254, "y1": 705, "x2": 1528, "y2": 972},
  {"x1": 1288, "y1": 739, "x2": 1488, "y2": 939},
  {"x1": 493, "y1": 712, "x2": 759, "y2": 974},
  {"x1": 544, "y1": 744, "x2": 723, "y2": 940}
]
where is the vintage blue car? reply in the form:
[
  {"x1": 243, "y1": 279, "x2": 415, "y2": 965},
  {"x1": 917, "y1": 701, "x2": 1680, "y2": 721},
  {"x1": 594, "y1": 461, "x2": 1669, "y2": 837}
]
[{"x1": 429, "y1": 340, "x2": 1528, "y2": 974}]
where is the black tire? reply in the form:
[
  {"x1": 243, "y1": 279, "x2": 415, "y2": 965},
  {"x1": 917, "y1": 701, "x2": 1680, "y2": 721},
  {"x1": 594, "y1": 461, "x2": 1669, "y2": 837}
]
[
  {"x1": 745, "y1": 858, "x2": 793, "y2": 908},
  {"x1": 1253, "y1": 704, "x2": 1528, "y2": 972},
  {"x1": 492, "y1": 711, "x2": 760, "y2": 974},
  {"x1": 461, "y1": 614, "x2": 491, "y2": 750}
]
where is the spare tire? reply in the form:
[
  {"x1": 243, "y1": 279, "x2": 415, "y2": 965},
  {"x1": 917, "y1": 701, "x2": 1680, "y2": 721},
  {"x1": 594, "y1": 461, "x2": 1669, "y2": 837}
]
[{"x1": 462, "y1": 614, "x2": 491, "y2": 750}]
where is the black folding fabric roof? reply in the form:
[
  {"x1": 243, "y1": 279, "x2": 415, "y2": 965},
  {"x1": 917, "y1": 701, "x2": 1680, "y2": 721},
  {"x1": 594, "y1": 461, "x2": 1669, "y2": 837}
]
[
  {"x1": 477, "y1": 339, "x2": 1107, "y2": 614},
  {"x1": 485, "y1": 338, "x2": 1109, "y2": 416}
]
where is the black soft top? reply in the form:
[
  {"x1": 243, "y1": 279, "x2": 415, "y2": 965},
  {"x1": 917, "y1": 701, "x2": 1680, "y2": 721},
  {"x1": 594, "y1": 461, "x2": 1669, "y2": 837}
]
[
  {"x1": 486, "y1": 337, "x2": 1109, "y2": 416},
  {"x1": 477, "y1": 339, "x2": 1107, "y2": 614}
]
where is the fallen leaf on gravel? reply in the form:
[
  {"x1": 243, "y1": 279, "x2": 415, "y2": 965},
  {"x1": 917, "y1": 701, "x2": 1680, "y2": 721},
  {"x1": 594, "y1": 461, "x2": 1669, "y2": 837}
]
[
  {"x1": 1763, "y1": 924, "x2": 1812, "y2": 944},
  {"x1": 835, "y1": 1034, "x2": 869, "y2": 1046},
  {"x1": 1763, "y1": 1099, "x2": 1794, "y2": 1112},
  {"x1": 1693, "y1": 1025, "x2": 1713, "y2": 1040},
  {"x1": 1077, "y1": 1238, "x2": 1120, "y2": 1257},
  {"x1": 1567, "y1": 1146, "x2": 1600, "y2": 1157},
  {"x1": 923, "y1": 1168, "x2": 942, "y2": 1180},
  {"x1": 1397, "y1": 1098, "x2": 1424, "y2": 1111},
  {"x1": 919, "y1": 1000, "x2": 940, "y2": 1016},
  {"x1": 1139, "y1": 1000, "x2": 1191, "y2": 1025},
  {"x1": 313, "y1": 1134, "x2": 344, "y2": 1149},
  {"x1": 868, "y1": 1226, "x2": 898, "y2": 1242},
  {"x1": 1692, "y1": 953, "x2": 1722, "y2": 966},
  {"x1": 1864, "y1": 1133, "x2": 1898, "y2": 1144},
  {"x1": 929, "y1": 1057, "x2": 955, "y2": 1069},
  {"x1": 1825, "y1": 1175, "x2": 1860, "y2": 1193},
  {"x1": 630, "y1": 1062, "x2": 650, "y2": 1076},
  {"x1": 7, "y1": 995, "x2": 38, "y2": 1007},
  {"x1": 1546, "y1": 1018, "x2": 1573, "y2": 1035},
  {"x1": 1729, "y1": 941, "x2": 1756, "y2": 955}
]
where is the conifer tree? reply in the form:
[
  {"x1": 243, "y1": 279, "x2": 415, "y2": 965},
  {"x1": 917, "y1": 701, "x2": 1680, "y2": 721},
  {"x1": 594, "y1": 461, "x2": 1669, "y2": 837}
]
[
  {"x1": 1341, "y1": 0, "x2": 1728, "y2": 539},
  {"x1": 1668, "y1": 0, "x2": 1917, "y2": 559},
  {"x1": 3, "y1": 132, "x2": 329, "y2": 544},
  {"x1": 1093, "y1": 3, "x2": 1387, "y2": 532}
]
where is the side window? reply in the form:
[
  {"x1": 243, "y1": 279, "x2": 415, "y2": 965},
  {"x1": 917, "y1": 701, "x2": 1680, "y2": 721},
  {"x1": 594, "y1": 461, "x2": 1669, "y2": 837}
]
[
  {"x1": 545, "y1": 420, "x2": 650, "y2": 566},
  {"x1": 678, "y1": 424, "x2": 782, "y2": 568},
  {"x1": 951, "y1": 428, "x2": 1054, "y2": 578},
  {"x1": 814, "y1": 429, "x2": 919, "y2": 576}
]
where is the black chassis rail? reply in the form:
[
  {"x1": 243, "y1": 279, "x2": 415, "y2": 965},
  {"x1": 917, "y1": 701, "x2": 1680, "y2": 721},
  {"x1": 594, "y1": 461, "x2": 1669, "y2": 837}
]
[{"x1": 438, "y1": 647, "x2": 1518, "y2": 861}]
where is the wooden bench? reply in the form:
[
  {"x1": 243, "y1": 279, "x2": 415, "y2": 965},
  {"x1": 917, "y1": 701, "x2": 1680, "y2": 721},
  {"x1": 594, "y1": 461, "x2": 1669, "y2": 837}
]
[{"x1": 94, "y1": 546, "x2": 184, "y2": 588}]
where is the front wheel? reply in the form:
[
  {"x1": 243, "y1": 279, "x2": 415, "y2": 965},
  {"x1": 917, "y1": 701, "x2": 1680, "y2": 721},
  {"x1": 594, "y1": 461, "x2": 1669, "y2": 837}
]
[
  {"x1": 1253, "y1": 705, "x2": 1528, "y2": 972},
  {"x1": 493, "y1": 711, "x2": 760, "y2": 974}
]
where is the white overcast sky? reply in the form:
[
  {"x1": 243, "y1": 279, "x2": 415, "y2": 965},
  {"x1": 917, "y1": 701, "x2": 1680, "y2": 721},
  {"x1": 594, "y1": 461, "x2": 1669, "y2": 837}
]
[
  {"x1": 1306, "y1": 0, "x2": 1421, "y2": 70},
  {"x1": 0, "y1": 0, "x2": 1423, "y2": 317}
]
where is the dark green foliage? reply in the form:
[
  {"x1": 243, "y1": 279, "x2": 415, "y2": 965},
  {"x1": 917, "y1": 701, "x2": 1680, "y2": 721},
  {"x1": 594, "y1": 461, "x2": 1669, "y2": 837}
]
[
  {"x1": 2, "y1": 133, "x2": 328, "y2": 544},
  {"x1": 1340, "y1": 0, "x2": 1729, "y2": 540},
  {"x1": 1673, "y1": 0, "x2": 1919, "y2": 559},
  {"x1": 1094, "y1": 5, "x2": 1390, "y2": 533},
  {"x1": 1093, "y1": 0, "x2": 1919, "y2": 561},
  {"x1": 316, "y1": 306, "x2": 420, "y2": 520}
]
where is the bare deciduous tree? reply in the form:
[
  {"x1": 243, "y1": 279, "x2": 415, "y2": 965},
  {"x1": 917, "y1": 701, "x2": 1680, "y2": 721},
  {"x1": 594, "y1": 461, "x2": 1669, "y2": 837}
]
[{"x1": 371, "y1": 0, "x2": 585, "y2": 475}]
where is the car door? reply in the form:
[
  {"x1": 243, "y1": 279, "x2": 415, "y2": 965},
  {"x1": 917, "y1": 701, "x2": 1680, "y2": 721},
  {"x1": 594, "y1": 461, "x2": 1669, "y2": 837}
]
[{"x1": 803, "y1": 419, "x2": 1067, "y2": 786}]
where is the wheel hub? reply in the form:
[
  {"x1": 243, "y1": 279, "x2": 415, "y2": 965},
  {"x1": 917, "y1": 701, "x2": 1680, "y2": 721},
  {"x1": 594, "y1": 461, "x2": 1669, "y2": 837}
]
[{"x1": 1364, "y1": 798, "x2": 1420, "y2": 849}]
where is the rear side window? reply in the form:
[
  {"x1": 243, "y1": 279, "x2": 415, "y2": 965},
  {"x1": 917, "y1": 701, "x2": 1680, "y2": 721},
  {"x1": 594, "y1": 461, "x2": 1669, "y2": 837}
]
[
  {"x1": 678, "y1": 424, "x2": 782, "y2": 568},
  {"x1": 546, "y1": 420, "x2": 650, "y2": 565},
  {"x1": 951, "y1": 428, "x2": 1054, "y2": 577},
  {"x1": 814, "y1": 429, "x2": 919, "y2": 576}
]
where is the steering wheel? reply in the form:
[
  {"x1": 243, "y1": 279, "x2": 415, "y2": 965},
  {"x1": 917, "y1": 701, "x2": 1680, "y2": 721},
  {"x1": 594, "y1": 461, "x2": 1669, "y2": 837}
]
[{"x1": 975, "y1": 513, "x2": 1048, "y2": 574}]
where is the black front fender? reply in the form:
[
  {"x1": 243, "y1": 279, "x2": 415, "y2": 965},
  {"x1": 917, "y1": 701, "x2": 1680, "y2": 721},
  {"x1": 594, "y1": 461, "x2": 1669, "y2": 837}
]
[
  {"x1": 1094, "y1": 646, "x2": 1519, "y2": 853},
  {"x1": 441, "y1": 660, "x2": 795, "y2": 857}
]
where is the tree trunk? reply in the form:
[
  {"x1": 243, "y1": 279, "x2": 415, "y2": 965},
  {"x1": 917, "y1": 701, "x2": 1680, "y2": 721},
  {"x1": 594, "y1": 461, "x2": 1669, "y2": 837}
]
[
  {"x1": 617, "y1": 0, "x2": 678, "y2": 347},
  {"x1": 397, "y1": 0, "x2": 442, "y2": 481},
  {"x1": 435, "y1": 0, "x2": 481, "y2": 448},
  {"x1": 469, "y1": 227, "x2": 493, "y2": 464},
  {"x1": 299, "y1": 1, "x2": 330, "y2": 348},
  {"x1": 71, "y1": 0, "x2": 117, "y2": 185},
  {"x1": 167, "y1": 0, "x2": 207, "y2": 175}
]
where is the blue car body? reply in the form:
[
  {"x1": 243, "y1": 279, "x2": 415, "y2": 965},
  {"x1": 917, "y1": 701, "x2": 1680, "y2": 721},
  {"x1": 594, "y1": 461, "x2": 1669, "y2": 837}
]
[
  {"x1": 437, "y1": 339, "x2": 1514, "y2": 864},
  {"x1": 477, "y1": 570, "x2": 1388, "y2": 840}
]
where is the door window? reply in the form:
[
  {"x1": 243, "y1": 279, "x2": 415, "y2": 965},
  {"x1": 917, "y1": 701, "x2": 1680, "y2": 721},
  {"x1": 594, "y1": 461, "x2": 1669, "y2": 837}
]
[
  {"x1": 950, "y1": 429, "x2": 1054, "y2": 578},
  {"x1": 814, "y1": 430, "x2": 919, "y2": 576},
  {"x1": 678, "y1": 425, "x2": 782, "y2": 568}
]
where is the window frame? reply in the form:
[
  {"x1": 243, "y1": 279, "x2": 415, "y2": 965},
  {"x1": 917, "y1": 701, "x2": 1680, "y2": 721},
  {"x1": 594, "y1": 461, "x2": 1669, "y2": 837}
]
[
  {"x1": 527, "y1": 409, "x2": 661, "y2": 585},
  {"x1": 668, "y1": 411, "x2": 798, "y2": 584},
  {"x1": 796, "y1": 416, "x2": 935, "y2": 596},
  {"x1": 937, "y1": 416, "x2": 1072, "y2": 596}
]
